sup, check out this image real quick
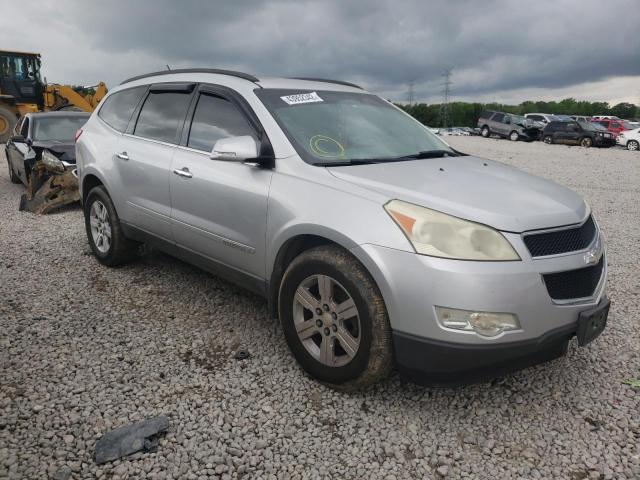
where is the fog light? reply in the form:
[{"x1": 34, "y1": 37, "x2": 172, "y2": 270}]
[{"x1": 435, "y1": 307, "x2": 520, "y2": 337}]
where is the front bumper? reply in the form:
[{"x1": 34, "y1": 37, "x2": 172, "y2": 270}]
[
  {"x1": 394, "y1": 296, "x2": 609, "y2": 385},
  {"x1": 594, "y1": 136, "x2": 616, "y2": 147},
  {"x1": 351, "y1": 231, "x2": 608, "y2": 383}
]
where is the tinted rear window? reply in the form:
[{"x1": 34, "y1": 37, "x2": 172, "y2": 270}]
[
  {"x1": 134, "y1": 91, "x2": 192, "y2": 143},
  {"x1": 98, "y1": 86, "x2": 147, "y2": 132}
]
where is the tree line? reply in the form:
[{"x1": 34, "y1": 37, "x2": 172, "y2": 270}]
[{"x1": 396, "y1": 99, "x2": 638, "y2": 128}]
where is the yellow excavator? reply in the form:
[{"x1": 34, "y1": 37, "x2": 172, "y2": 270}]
[{"x1": 0, "y1": 50, "x2": 107, "y2": 141}]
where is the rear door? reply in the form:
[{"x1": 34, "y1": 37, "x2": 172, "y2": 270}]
[
  {"x1": 169, "y1": 84, "x2": 273, "y2": 280},
  {"x1": 490, "y1": 112, "x2": 505, "y2": 135},
  {"x1": 116, "y1": 83, "x2": 195, "y2": 241}
]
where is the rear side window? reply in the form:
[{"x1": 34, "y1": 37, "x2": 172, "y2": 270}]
[
  {"x1": 480, "y1": 110, "x2": 493, "y2": 119},
  {"x1": 187, "y1": 93, "x2": 257, "y2": 152},
  {"x1": 492, "y1": 112, "x2": 505, "y2": 122},
  {"x1": 98, "y1": 86, "x2": 147, "y2": 132},
  {"x1": 610, "y1": 122, "x2": 621, "y2": 129},
  {"x1": 134, "y1": 91, "x2": 192, "y2": 144}
]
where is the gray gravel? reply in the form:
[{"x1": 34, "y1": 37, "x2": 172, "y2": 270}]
[{"x1": 1, "y1": 138, "x2": 639, "y2": 480}]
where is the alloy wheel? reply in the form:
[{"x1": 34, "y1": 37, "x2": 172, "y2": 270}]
[
  {"x1": 628, "y1": 140, "x2": 638, "y2": 151},
  {"x1": 89, "y1": 200, "x2": 112, "y2": 254},
  {"x1": 292, "y1": 274, "x2": 361, "y2": 367}
]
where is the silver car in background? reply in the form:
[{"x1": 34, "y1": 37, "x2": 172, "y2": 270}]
[{"x1": 76, "y1": 69, "x2": 609, "y2": 388}]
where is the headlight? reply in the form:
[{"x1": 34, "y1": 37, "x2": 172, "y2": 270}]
[
  {"x1": 384, "y1": 200, "x2": 520, "y2": 261},
  {"x1": 41, "y1": 150, "x2": 65, "y2": 173}
]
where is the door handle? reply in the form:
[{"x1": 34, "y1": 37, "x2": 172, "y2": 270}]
[
  {"x1": 116, "y1": 151, "x2": 129, "y2": 160},
  {"x1": 173, "y1": 167, "x2": 193, "y2": 178}
]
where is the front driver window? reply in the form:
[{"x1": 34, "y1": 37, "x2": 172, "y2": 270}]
[{"x1": 187, "y1": 93, "x2": 257, "y2": 152}]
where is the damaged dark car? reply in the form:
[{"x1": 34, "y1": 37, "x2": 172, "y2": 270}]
[
  {"x1": 4, "y1": 111, "x2": 89, "y2": 213},
  {"x1": 477, "y1": 110, "x2": 542, "y2": 141}
]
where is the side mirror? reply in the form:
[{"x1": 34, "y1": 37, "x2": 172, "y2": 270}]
[
  {"x1": 210, "y1": 136, "x2": 259, "y2": 162},
  {"x1": 504, "y1": 117, "x2": 511, "y2": 124}
]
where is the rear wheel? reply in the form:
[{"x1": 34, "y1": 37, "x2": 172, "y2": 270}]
[
  {"x1": 481, "y1": 126, "x2": 490, "y2": 138},
  {"x1": 580, "y1": 137, "x2": 593, "y2": 148},
  {"x1": 0, "y1": 105, "x2": 18, "y2": 143},
  {"x1": 84, "y1": 186, "x2": 138, "y2": 266},
  {"x1": 278, "y1": 245, "x2": 393, "y2": 390},
  {"x1": 543, "y1": 135, "x2": 553, "y2": 144},
  {"x1": 627, "y1": 140, "x2": 639, "y2": 151},
  {"x1": 509, "y1": 130, "x2": 519, "y2": 141}
]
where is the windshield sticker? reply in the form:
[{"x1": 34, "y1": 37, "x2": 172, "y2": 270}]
[
  {"x1": 309, "y1": 134, "x2": 345, "y2": 159},
  {"x1": 281, "y1": 92, "x2": 323, "y2": 106}
]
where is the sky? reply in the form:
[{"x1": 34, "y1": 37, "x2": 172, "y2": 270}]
[{"x1": 2, "y1": 0, "x2": 639, "y2": 106}]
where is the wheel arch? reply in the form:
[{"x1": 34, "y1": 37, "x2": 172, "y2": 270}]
[
  {"x1": 268, "y1": 230, "x2": 373, "y2": 318},
  {"x1": 81, "y1": 173, "x2": 105, "y2": 206}
]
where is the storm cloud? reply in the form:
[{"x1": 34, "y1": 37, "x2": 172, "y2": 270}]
[{"x1": 3, "y1": 0, "x2": 639, "y2": 103}]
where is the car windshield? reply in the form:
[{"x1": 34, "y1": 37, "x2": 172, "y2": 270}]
[
  {"x1": 255, "y1": 89, "x2": 455, "y2": 165},
  {"x1": 622, "y1": 121, "x2": 635, "y2": 130},
  {"x1": 590, "y1": 122, "x2": 607, "y2": 131},
  {"x1": 32, "y1": 116, "x2": 88, "y2": 142}
]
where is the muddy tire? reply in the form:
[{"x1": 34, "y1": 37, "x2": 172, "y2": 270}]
[
  {"x1": 509, "y1": 130, "x2": 519, "y2": 141},
  {"x1": 278, "y1": 245, "x2": 393, "y2": 390},
  {"x1": 580, "y1": 137, "x2": 593, "y2": 148},
  {"x1": 84, "y1": 186, "x2": 138, "y2": 266},
  {"x1": 627, "y1": 140, "x2": 639, "y2": 151},
  {"x1": 481, "y1": 126, "x2": 490, "y2": 138},
  {"x1": 543, "y1": 135, "x2": 553, "y2": 144},
  {"x1": 0, "y1": 105, "x2": 18, "y2": 143}
]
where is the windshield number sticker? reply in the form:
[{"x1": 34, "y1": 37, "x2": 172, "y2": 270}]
[{"x1": 280, "y1": 92, "x2": 323, "y2": 105}]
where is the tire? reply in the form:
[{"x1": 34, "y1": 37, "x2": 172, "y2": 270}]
[
  {"x1": 0, "y1": 105, "x2": 18, "y2": 143},
  {"x1": 580, "y1": 137, "x2": 593, "y2": 148},
  {"x1": 6, "y1": 155, "x2": 20, "y2": 184},
  {"x1": 84, "y1": 186, "x2": 138, "y2": 266},
  {"x1": 509, "y1": 130, "x2": 519, "y2": 141},
  {"x1": 481, "y1": 126, "x2": 490, "y2": 138},
  {"x1": 278, "y1": 245, "x2": 393, "y2": 390},
  {"x1": 543, "y1": 135, "x2": 554, "y2": 144},
  {"x1": 627, "y1": 140, "x2": 639, "y2": 151}
]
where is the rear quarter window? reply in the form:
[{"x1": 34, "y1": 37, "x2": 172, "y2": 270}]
[{"x1": 98, "y1": 86, "x2": 147, "y2": 132}]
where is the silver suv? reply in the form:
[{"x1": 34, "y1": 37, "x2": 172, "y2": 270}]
[{"x1": 76, "y1": 69, "x2": 609, "y2": 388}]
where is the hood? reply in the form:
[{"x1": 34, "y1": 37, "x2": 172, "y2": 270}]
[
  {"x1": 327, "y1": 156, "x2": 587, "y2": 232},
  {"x1": 33, "y1": 141, "x2": 76, "y2": 164}
]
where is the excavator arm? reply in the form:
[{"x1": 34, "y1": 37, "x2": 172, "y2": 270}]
[{"x1": 43, "y1": 82, "x2": 108, "y2": 111}]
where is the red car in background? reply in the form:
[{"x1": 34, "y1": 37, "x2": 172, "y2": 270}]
[{"x1": 593, "y1": 119, "x2": 635, "y2": 137}]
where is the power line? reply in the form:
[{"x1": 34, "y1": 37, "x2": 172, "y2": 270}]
[
  {"x1": 439, "y1": 68, "x2": 453, "y2": 128},
  {"x1": 408, "y1": 81, "x2": 414, "y2": 106}
]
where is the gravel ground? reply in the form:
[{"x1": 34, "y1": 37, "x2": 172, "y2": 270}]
[{"x1": 0, "y1": 137, "x2": 639, "y2": 480}]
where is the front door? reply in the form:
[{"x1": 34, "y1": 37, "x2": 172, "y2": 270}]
[{"x1": 169, "y1": 88, "x2": 273, "y2": 280}]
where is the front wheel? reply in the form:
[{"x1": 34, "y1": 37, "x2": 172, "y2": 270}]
[
  {"x1": 278, "y1": 246, "x2": 393, "y2": 390},
  {"x1": 509, "y1": 131, "x2": 519, "y2": 141},
  {"x1": 580, "y1": 137, "x2": 593, "y2": 148},
  {"x1": 84, "y1": 186, "x2": 138, "y2": 266},
  {"x1": 481, "y1": 126, "x2": 490, "y2": 138},
  {"x1": 543, "y1": 135, "x2": 553, "y2": 144},
  {"x1": 627, "y1": 140, "x2": 639, "y2": 151}
]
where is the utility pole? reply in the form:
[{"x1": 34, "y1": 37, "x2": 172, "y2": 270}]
[
  {"x1": 408, "y1": 81, "x2": 414, "y2": 106},
  {"x1": 439, "y1": 68, "x2": 453, "y2": 128}
]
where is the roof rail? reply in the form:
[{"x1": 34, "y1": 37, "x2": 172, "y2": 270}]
[
  {"x1": 289, "y1": 77, "x2": 363, "y2": 90},
  {"x1": 121, "y1": 68, "x2": 260, "y2": 85}
]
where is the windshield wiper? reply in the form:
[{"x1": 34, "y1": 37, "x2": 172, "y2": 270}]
[{"x1": 398, "y1": 149, "x2": 460, "y2": 160}]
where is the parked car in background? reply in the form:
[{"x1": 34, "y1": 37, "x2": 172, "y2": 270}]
[
  {"x1": 570, "y1": 116, "x2": 592, "y2": 123},
  {"x1": 593, "y1": 119, "x2": 635, "y2": 138},
  {"x1": 525, "y1": 113, "x2": 563, "y2": 125},
  {"x1": 77, "y1": 69, "x2": 609, "y2": 388},
  {"x1": 5, "y1": 111, "x2": 89, "y2": 186},
  {"x1": 591, "y1": 115, "x2": 619, "y2": 121},
  {"x1": 542, "y1": 121, "x2": 615, "y2": 148},
  {"x1": 616, "y1": 128, "x2": 640, "y2": 151},
  {"x1": 478, "y1": 111, "x2": 541, "y2": 141}
]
